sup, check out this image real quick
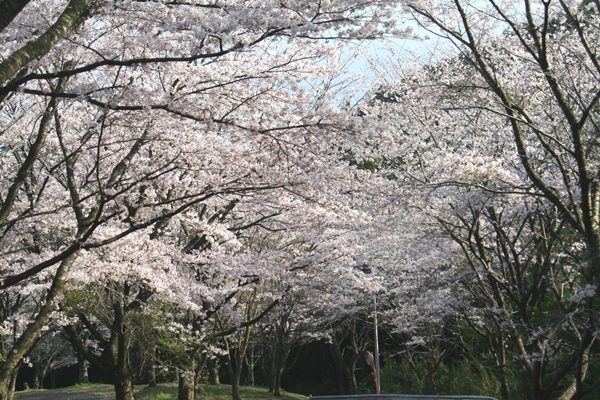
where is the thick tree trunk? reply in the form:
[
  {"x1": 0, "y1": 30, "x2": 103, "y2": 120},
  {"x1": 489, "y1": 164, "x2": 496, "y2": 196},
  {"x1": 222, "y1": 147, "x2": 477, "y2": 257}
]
[
  {"x1": 272, "y1": 350, "x2": 284, "y2": 396},
  {"x1": 114, "y1": 377, "x2": 134, "y2": 400},
  {"x1": 178, "y1": 370, "x2": 194, "y2": 400},
  {"x1": 272, "y1": 338, "x2": 291, "y2": 396},
  {"x1": 6, "y1": 365, "x2": 19, "y2": 400},
  {"x1": 32, "y1": 373, "x2": 40, "y2": 390},
  {"x1": 231, "y1": 365, "x2": 243, "y2": 400},
  {"x1": 78, "y1": 353, "x2": 89, "y2": 384},
  {"x1": 328, "y1": 343, "x2": 349, "y2": 395},
  {"x1": 226, "y1": 348, "x2": 244, "y2": 400},
  {"x1": 0, "y1": 72, "x2": 78, "y2": 400},
  {"x1": 274, "y1": 370, "x2": 282, "y2": 397},
  {"x1": 264, "y1": 347, "x2": 275, "y2": 393},
  {"x1": 112, "y1": 297, "x2": 134, "y2": 400},
  {"x1": 426, "y1": 369, "x2": 438, "y2": 396}
]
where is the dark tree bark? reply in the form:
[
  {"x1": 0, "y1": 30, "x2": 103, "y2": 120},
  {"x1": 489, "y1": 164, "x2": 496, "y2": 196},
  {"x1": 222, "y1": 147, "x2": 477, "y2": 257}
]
[
  {"x1": 208, "y1": 357, "x2": 220, "y2": 385},
  {"x1": 178, "y1": 371, "x2": 194, "y2": 400},
  {"x1": 112, "y1": 298, "x2": 134, "y2": 400},
  {"x1": 77, "y1": 352, "x2": 89, "y2": 384}
]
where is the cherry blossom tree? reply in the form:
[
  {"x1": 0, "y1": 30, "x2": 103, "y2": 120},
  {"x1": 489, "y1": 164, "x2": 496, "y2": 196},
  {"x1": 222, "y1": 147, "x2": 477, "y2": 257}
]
[
  {"x1": 363, "y1": 0, "x2": 600, "y2": 395},
  {"x1": 404, "y1": 0, "x2": 600, "y2": 314},
  {"x1": 0, "y1": 1, "x2": 407, "y2": 399}
]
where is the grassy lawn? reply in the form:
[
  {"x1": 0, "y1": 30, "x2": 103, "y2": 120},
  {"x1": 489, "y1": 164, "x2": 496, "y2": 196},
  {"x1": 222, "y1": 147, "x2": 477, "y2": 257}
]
[
  {"x1": 15, "y1": 383, "x2": 120, "y2": 400},
  {"x1": 15, "y1": 383, "x2": 307, "y2": 400},
  {"x1": 134, "y1": 384, "x2": 308, "y2": 400}
]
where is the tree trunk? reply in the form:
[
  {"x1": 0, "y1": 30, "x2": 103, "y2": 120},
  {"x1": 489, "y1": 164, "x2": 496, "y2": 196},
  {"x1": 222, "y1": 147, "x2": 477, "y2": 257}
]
[
  {"x1": 33, "y1": 361, "x2": 50, "y2": 389},
  {"x1": 264, "y1": 346, "x2": 275, "y2": 393},
  {"x1": 558, "y1": 337, "x2": 595, "y2": 400},
  {"x1": 208, "y1": 357, "x2": 220, "y2": 385},
  {"x1": 268, "y1": 372, "x2": 275, "y2": 393},
  {"x1": 274, "y1": 370, "x2": 282, "y2": 397},
  {"x1": 328, "y1": 343, "x2": 348, "y2": 395},
  {"x1": 149, "y1": 346, "x2": 157, "y2": 387},
  {"x1": 194, "y1": 352, "x2": 209, "y2": 388},
  {"x1": 178, "y1": 370, "x2": 194, "y2": 400},
  {"x1": 494, "y1": 340, "x2": 510, "y2": 400},
  {"x1": 0, "y1": 254, "x2": 77, "y2": 399},
  {"x1": 231, "y1": 365, "x2": 243, "y2": 400},
  {"x1": 225, "y1": 343, "x2": 245, "y2": 400},
  {"x1": 272, "y1": 348, "x2": 283, "y2": 396},
  {"x1": 6, "y1": 365, "x2": 19, "y2": 400},
  {"x1": 78, "y1": 353, "x2": 89, "y2": 384},
  {"x1": 114, "y1": 377, "x2": 134, "y2": 400},
  {"x1": 426, "y1": 368, "x2": 438, "y2": 396},
  {"x1": 149, "y1": 365, "x2": 157, "y2": 387},
  {"x1": 245, "y1": 345, "x2": 255, "y2": 386},
  {"x1": 272, "y1": 336, "x2": 289, "y2": 396},
  {"x1": 32, "y1": 367, "x2": 41, "y2": 390},
  {"x1": 347, "y1": 356, "x2": 359, "y2": 395},
  {"x1": 112, "y1": 292, "x2": 134, "y2": 400}
]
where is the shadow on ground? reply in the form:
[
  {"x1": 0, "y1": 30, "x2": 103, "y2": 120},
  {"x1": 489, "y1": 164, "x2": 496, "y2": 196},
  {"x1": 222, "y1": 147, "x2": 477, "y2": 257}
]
[{"x1": 15, "y1": 384, "x2": 134, "y2": 400}]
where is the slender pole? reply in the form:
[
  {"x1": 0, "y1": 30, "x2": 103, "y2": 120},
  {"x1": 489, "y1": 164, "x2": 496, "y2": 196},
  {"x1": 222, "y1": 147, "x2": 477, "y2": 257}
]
[{"x1": 374, "y1": 295, "x2": 381, "y2": 394}]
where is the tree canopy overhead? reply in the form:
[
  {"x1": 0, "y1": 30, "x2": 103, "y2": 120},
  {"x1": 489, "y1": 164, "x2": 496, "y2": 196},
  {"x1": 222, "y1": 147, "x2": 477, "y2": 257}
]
[
  {"x1": 0, "y1": 1, "x2": 402, "y2": 399},
  {"x1": 2, "y1": 0, "x2": 600, "y2": 400}
]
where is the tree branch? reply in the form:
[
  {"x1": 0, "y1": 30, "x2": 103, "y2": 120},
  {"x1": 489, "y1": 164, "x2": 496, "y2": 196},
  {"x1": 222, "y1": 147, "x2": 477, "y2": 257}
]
[{"x1": 0, "y1": 0, "x2": 91, "y2": 86}]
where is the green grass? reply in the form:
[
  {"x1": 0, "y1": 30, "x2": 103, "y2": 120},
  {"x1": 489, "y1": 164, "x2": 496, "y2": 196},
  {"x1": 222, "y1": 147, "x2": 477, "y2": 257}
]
[
  {"x1": 134, "y1": 384, "x2": 308, "y2": 400},
  {"x1": 18, "y1": 383, "x2": 116, "y2": 395},
  {"x1": 15, "y1": 383, "x2": 121, "y2": 399},
  {"x1": 42, "y1": 383, "x2": 114, "y2": 392},
  {"x1": 134, "y1": 385, "x2": 176, "y2": 400},
  {"x1": 16, "y1": 382, "x2": 307, "y2": 400}
]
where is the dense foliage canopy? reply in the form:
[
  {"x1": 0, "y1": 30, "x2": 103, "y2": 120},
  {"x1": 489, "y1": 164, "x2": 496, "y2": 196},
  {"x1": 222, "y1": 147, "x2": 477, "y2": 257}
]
[{"x1": 1, "y1": 0, "x2": 599, "y2": 400}]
